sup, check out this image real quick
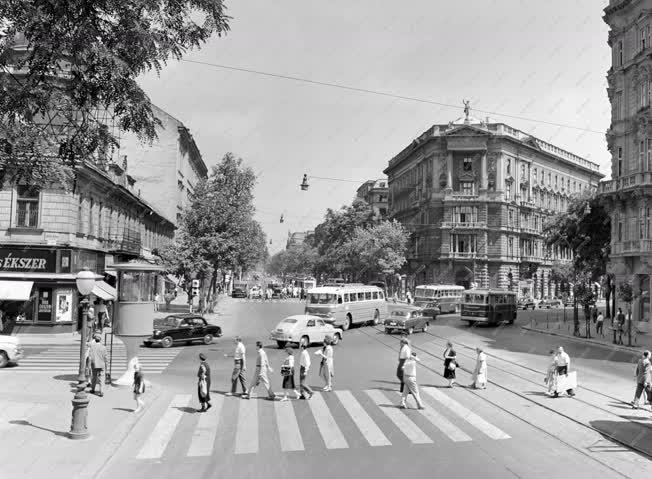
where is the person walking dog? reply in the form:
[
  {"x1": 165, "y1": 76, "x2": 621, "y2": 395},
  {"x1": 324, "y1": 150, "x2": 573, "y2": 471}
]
[
  {"x1": 226, "y1": 336, "x2": 247, "y2": 396},
  {"x1": 245, "y1": 341, "x2": 276, "y2": 400},
  {"x1": 197, "y1": 353, "x2": 212, "y2": 412},
  {"x1": 298, "y1": 343, "x2": 314, "y2": 399}
]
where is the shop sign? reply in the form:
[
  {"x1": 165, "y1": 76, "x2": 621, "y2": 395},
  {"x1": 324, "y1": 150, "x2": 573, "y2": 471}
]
[
  {"x1": 38, "y1": 288, "x2": 53, "y2": 322},
  {"x1": 0, "y1": 248, "x2": 56, "y2": 273}
]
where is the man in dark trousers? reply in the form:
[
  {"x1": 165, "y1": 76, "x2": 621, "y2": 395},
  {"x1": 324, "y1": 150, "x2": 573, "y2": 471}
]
[
  {"x1": 197, "y1": 353, "x2": 211, "y2": 412},
  {"x1": 616, "y1": 308, "x2": 626, "y2": 345}
]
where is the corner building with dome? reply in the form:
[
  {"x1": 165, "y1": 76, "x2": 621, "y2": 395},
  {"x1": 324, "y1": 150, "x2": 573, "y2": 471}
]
[{"x1": 383, "y1": 110, "x2": 603, "y2": 298}]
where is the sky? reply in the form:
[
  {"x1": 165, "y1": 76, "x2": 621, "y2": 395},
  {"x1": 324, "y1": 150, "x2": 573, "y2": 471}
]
[{"x1": 137, "y1": 0, "x2": 612, "y2": 255}]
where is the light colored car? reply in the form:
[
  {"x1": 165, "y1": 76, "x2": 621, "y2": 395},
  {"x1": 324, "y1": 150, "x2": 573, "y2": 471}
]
[
  {"x1": 0, "y1": 335, "x2": 24, "y2": 368},
  {"x1": 249, "y1": 286, "x2": 262, "y2": 299},
  {"x1": 270, "y1": 314, "x2": 342, "y2": 349},
  {"x1": 539, "y1": 297, "x2": 562, "y2": 309}
]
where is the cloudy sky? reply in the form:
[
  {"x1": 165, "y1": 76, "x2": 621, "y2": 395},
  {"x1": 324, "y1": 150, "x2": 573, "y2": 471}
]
[{"x1": 138, "y1": 0, "x2": 612, "y2": 254}]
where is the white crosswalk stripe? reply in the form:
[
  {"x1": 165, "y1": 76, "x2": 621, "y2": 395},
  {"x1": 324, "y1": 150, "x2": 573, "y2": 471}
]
[
  {"x1": 8, "y1": 345, "x2": 181, "y2": 374},
  {"x1": 134, "y1": 388, "x2": 512, "y2": 460}
]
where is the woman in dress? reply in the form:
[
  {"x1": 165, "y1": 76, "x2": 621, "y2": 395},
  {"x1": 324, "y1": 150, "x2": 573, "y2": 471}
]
[
  {"x1": 197, "y1": 353, "x2": 212, "y2": 412},
  {"x1": 471, "y1": 347, "x2": 487, "y2": 389},
  {"x1": 443, "y1": 341, "x2": 457, "y2": 388},
  {"x1": 280, "y1": 347, "x2": 300, "y2": 400},
  {"x1": 544, "y1": 349, "x2": 558, "y2": 396},
  {"x1": 317, "y1": 336, "x2": 334, "y2": 391},
  {"x1": 133, "y1": 362, "x2": 145, "y2": 413}
]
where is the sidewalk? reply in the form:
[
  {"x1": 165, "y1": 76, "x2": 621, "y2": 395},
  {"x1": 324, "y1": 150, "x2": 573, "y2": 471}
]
[
  {"x1": 522, "y1": 317, "x2": 650, "y2": 353},
  {"x1": 0, "y1": 372, "x2": 166, "y2": 479}
]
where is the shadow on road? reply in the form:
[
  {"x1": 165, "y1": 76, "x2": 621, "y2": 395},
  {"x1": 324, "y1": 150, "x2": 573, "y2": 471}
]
[
  {"x1": 9, "y1": 419, "x2": 68, "y2": 437},
  {"x1": 589, "y1": 419, "x2": 652, "y2": 459}
]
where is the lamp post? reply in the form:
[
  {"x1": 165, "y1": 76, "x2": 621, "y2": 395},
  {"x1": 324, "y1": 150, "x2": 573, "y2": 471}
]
[{"x1": 69, "y1": 268, "x2": 96, "y2": 440}]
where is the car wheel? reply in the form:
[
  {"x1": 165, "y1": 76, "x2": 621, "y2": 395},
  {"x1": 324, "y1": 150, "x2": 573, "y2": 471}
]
[
  {"x1": 161, "y1": 336, "x2": 173, "y2": 348},
  {"x1": 342, "y1": 314, "x2": 352, "y2": 331},
  {"x1": 203, "y1": 334, "x2": 214, "y2": 345},
  {"x1": 277, "y1": 341, "x2": 287, "y2": 349},
  {"x1": 0, "y1": 351, "x2": 8, "y2": 368},
  {"x1": 385, "y1": 328, "x2": 391, "y2": 334},
  {"x1": 407, "y1": 327, "x2": 414, "y2": 335},
  {"x1": 300, "y1": 336, "x2": 310, "y2": 348},
  {"x1": 332, "y1": 333, "x2": 341, "y2": 345},
  {"x1": 423, "y1": 322, "x2": 429, "y2": 332},
  {"x1": 466, "y1": 321, "x2": 476, "y2": 327},
  {"x1": 372, "y1": 309, "x2": 380, "y2": 326}
]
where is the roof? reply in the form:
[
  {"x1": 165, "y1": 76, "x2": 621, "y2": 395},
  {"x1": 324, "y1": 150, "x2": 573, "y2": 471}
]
[
  {"x1": 416, "y1": 284, "x2": 465, "y2": 290},
  {"x1": 310, "y1": 284, "x2": 383, "y2": 293},
  {"x1": 465, "y1": 289, "x2": 517, "y2": 295}
]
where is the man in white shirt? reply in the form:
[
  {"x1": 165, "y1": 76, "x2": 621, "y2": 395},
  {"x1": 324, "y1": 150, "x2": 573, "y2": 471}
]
[
  {"x1": 298, "y1": 343, "x2": 314, "y2": 399},
  {"x1": 553, "y1": 346, "x2": 575, "y2": 397},
  {"x1": 397, "y1": 337, "x2": 411, "y2": 393},
  {"x1": 245, "y1": 341, "x2": 276, "y2": 400},
  {"x1": 400, "y1": 352, "x2": 424, "y2": 410},
  {"x1": 227, "y1": 336, "x2": 247, "y2": 396}
]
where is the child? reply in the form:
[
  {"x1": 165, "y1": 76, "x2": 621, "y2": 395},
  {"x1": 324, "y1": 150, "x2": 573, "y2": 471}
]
[
  {"x1": 280, "y1": 347, "x2": 300, "y2": 400},
  {"x1": 133, "y1": 363, "x2": 145, "y2": 413}
]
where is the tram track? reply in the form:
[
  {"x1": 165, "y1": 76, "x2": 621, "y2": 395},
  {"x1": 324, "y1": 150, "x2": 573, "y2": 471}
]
[{"x1": 352, "y1": 324, "x2": 652, "y2": 471}]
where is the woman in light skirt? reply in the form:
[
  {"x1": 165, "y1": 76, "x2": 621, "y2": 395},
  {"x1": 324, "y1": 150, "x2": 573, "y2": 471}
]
[
  {"x1": 317, "y1": 336, "x2": 334, "y2": 391},
  {"x1": 280, "y1": 347, "x2": 300, "y2": 400},
  {"x1": 471, "y1": 347, "x2": 487, "y2": 389}
]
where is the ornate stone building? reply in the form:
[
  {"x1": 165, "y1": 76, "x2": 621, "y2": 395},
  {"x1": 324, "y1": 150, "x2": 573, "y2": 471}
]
[
  {"x1": 356, "y1": 179, "x2": 389, "y2": 219},
  {"x1": 384, "y1": 109, "x2": 603, "y2": 297},
  {"x1": 602, "y1": 0, "x2": 652, "y2": 323}
]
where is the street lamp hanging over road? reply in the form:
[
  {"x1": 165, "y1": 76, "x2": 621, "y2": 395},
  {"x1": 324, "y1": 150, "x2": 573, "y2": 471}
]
[{"x1": 69, "y1": 268, "x2": 96, "y2": 440}]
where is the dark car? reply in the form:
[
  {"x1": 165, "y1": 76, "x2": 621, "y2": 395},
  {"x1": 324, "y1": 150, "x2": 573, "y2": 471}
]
[
  {"x1": 144, "y1": 314, "x2": 222, "y2": 348},
  {"x1": 232, "y1": 287, "x2": 248, "y2": 298},
  {"x1": 384, "y1": 307, "x2": 429, "y2": 335},
  {"x1": 414, "y1": 300, "x2": 441, "y2": 319}
]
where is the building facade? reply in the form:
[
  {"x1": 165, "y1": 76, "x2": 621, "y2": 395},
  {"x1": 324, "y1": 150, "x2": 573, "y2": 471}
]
[
  {"x1": 0, "y1": 161, "x2": 175, "y2": 332},
  {"x1": 384, "y1": 112, "x2": 603, "y2": 298},
  {"x1": 116, "y1": 104, "x2": 208, "y2": 226},
  {"x1": 286, "y1": 231, "x2": 313, "y2": 249},
  {"x1": 356, "y1": 179, "x2": 389, "y2": 218},
  {"x1": 602, "y1": 0, "x2": 652, "y2": 323}
]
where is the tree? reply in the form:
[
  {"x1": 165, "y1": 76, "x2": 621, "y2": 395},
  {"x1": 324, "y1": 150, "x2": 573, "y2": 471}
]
[
  {"x1": 0, "y1": 1, "x2": 230, "y2": 187},
  {"x1": 266, "y1": 244, "x2": 318, "y2": 281}
]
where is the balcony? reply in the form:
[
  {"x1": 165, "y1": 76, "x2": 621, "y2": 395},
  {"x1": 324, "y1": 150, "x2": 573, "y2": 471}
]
[
  {"x1": 611, "y1": 239, "x2": 652, "y2": 255},
  {"x1": 443, "y1": 192, "x2": 480, "y2": 203},
  {"x1": 440, "y1": 221, "x2": 487, "y2": 230},
  {"x1": 108, "y1": 228, "x2": 142, "y2": 255},
  {"x1": 520, "y1": 226, "x2": 540, "y2": 236},
  {"x1": 446, "y1": 251, "x2": 487, "y2": 260},
  {"x1": 520, "y1": 255, "x2": 543, "y2": 263},
  {"x1": 520, "y1": 200, "x2": 537, "y2": 209},
  {"x1": 600, "y1": 172, "x2": 652, "y2": 195}
]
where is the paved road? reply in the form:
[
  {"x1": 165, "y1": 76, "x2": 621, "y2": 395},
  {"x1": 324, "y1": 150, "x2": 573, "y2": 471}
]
[{"x1": 96, "y1": 298, "x2": 652, "y2": 479}]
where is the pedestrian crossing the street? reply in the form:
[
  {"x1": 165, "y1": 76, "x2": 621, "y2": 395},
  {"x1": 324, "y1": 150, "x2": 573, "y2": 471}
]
[
  {"x1": 135, "y1": 387, "x2": 511, "y2": 460},
  {"x1": 8, "y1": 344, "x2": 181, "y2": 374}
]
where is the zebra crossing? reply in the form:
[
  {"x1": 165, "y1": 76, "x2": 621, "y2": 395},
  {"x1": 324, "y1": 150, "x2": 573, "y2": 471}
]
[
  {"x1": 135, "y1": 387, "x2": 511, "y2": 460},
  {"x1": 8, "y1": 344, "x2": 181, "y2": 374}
]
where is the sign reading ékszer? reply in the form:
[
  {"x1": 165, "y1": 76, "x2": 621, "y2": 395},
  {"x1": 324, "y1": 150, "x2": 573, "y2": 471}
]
[{"x1": 0, "y1": 248, "x2": 56, "y2": 273}]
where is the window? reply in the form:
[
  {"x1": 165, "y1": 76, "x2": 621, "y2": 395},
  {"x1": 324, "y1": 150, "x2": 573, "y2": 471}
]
[
  {"x1": 463, "y1": 157, "x2": 473, "y2": 171},
  {"x1": 567, "y1": 178, "x2": 570, "y2": 190},
  {"x1": 641, "y1": 207, "x2": 646, "y2": 239},
  {"x1": 648, "y1": 140, "x2": 652, "y2": 171},
  {"x1": 641, "y1": 140, "x2": 646, "y2": 171},
  {"x1": 15, "y1": 186, "x2": 39, "y2": 227},
  {"x1": 618, "y1": 40, "x2": 623, "y2": 66},
  {"x1": 648, "y1": 208, "x2": 651, "y2": 239},
  {"x1": 641, "y1": 27, "x2": 647, "y2": 52},
  {"x1": 357, "y1": 292, "x2": 365, "y2": 301},
  {"x1": 540, "y1": 170, "x2": 544, "y2": 183},
  {"x1": 533, "y1": 168, "x2": 537, "y2": 182},
  {"x1": 306, "y1": 319, "x2": 315, "y2": 327},
  {"x1": 78, "y1": 196, "x2": 84, "y2": 231},
  {"x1": 554, "y1": 175, "x2": 558, "y2": 189},
  {"x1": 343, "y1": 293, "x2": 349, "y2": 302},
  {"x1": 349, "y1": 293, "x2": 357, "y2": 302},
  {"x1": 365, "y1": 292, "x2": 372, "y2": 300},
  {"x1": 505, "y1": 181, "x2": 511, "y2": 200},
  {"x1": 614, "y1": 91, "x2": 623, "y2": 121},
  {"x1": 534, "y1": 215, "x2": 539, "y2": 231},
  {"x1": 460, "y1": 181, "x2": 474, "y2": 195},
  {"x1": 506, "y1": 158, "x2": 511, "y2": 175},
  {"x1": 98, "y1": 202, "x2": 103, "y2": 238},
  {"x1": 88, "y1": 198, "x2": 94, "y2": 235},
  {"x1": 548, "y1": 172, "x2": 551, "y2": 185},
  {"x1": 618, "y1": 147, "x2": 623, "y2": 176},
  {"x1": 520, "y1": 163, "x2": 525, "y2": 179},
  {"x1": 372, "y1": 292, "x2": 378, "y2": 299},
  {"x1": 508, "y1": 237, "x2": 514, "y2": 257},
  {"x1": 618, "y1": 221, "x2": 623, "y2": 241},
  {"x1": 508, "y1": 210, "x2": 514, "y2": 226},
  {"x1": 640, "y1": 81, "x2": 649, "y2": 108}
]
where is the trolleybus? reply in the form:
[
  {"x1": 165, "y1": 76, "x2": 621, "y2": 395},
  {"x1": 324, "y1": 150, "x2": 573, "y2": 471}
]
[
  {"x1": 305, "y1": 284, "x2": 387, "y2": 331},
  {"x1": 414, "y1": 284, "x2": 465, "y2": 313},
  {"x1": 460, "y1": 289, "x2": 517, "y2": 326}
]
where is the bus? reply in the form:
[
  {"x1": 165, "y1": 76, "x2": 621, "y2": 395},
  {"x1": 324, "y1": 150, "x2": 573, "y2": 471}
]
[
  {"x1": 460, "y1": 289, "x2": 517, "y2": 326},
  {"x1": 305, "y1": 284, "x2": 388, "y2": 331},
  {"x1": 414, "y1": 285, "x2": 465, "y2": 313}
]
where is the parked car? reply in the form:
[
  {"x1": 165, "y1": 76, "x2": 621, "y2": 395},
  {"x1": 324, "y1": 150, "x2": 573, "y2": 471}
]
[
  {"x1": 539, "y1": 297, "x2": 562, "y2": 309},
  {"x1": 232, "y1": 284, "x2": 248, "y2": 298},
  {"x1": 517, "y1": 297, "x2": 536, "y2": 310},
  {"x1": 384, "y1": 307, "x2": 429, "y2": 334},
  {"x1": 270, "y1": 314, "x2": 342, "y2": 349},
  {"x1": 249, "y1": 286, "x2": 262, "y2": 299},
  {"x1": 0, "y1": 335, "x2": 23, "y2": 368},
  {"x1": 144, "y1": 314, "x2": 222, "y2": 348}
]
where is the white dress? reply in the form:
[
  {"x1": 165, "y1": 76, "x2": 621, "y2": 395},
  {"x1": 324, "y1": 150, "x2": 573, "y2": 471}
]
[{"x1": 473, "y1": 352, "x2": 487, "y2": 388}]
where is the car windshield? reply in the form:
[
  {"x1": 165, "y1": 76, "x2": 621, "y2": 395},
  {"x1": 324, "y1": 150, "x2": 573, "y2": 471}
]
[
  {"x1": 308, "y1": 293, "x2": 338, "y2": 304},
  {"x1": 154, "y1": 317, "x2": 180, "y2": 328},
  {"x1": 391, "y1": 311, "x2": 410, "y2": 317},
  {"x1": 282, "y1": 318, "x2": 298, "y2": 324}
]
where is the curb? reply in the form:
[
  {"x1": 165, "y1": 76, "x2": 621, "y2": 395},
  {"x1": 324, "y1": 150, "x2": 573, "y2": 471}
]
[
  {"x1": 522, "y1": 325, "x2": 643, "y2": 353},
  {"x1": 76, "y1": 382, "x2": 164, "y2": 479}
]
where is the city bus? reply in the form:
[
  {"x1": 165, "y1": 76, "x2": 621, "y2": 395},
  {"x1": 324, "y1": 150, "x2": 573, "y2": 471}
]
[
  {"x1": 460, "y1": 289, "x2": 517, "y2": 326},
  {"x1": 305, "y1": 284, "x2": 388, "y2": 331},
  {"x1": 414, "y1": 285, "x2": 465, "y2": 313}
]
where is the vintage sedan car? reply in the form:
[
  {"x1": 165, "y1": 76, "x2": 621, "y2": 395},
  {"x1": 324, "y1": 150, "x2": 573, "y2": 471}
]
[
  {"x1": 384, "y1": 307, "x2": 429, "y2": 334},
  {"x1": 517, "y1": 297, "x2": 536, "y2": 310},
  {"x1": 249, "y1": 286, "x2": 262, "y2": 299},
  {"x1": 414, "y1": 301, "x2": 441, "y2": 319},
  {"x1": 270, "y1": 314, "x2": 342, "y2": 348},
  {"x1": 538, "y1": 297, "x2": 562, "y2": 309},
  {"x1": 0, "y1": 335, "x2": 23, "y2": 368},
  {"x1": 144, "y1": 314, "x2": 222, "y2": 348}
]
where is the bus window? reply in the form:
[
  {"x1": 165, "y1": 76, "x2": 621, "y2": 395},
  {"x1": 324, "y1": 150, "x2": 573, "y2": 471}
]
[
  {"x1": 380, "y1": 291, "x2": 384, "y2": 300},
  {"x1": 357, "y1": 292, "x2": 365, "y2": 301},
  {"x1": 365, "y1": 292, "x2": 372, "y2": 300},
  {"x1": 372, "y1": 292, "x2": 378, "y2": 299},
  {"x1": 309, "y1": 293, "x2": 338, "y2": 304},
  {"x1": 343, "y1": 293, "x2": 349, "y2": 302},
  {"x1": 338, "y1": 296, "x2": 343, "y2": 304},
  {"x1": 349, "y1": 293, "x2": 357, "y2": 302}
]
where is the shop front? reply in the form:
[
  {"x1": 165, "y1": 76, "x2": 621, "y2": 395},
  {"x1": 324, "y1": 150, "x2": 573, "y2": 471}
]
[{"x1": 0, "y1": 247, "x2": 116, "y2": 334}]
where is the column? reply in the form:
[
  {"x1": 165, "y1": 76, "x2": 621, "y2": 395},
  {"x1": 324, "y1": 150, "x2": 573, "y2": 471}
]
[
  {"x1": 480, "y1": 151, "x2": 488, "y2": 190},
  {"x1": 446, "y1": 151, "x2": 453, "y2": 191},
  {"x1": 496, "y1": 153, "x2": 504, "y2": 191},
  {"x1": 528, "y1": 163, "x2": 533, "y2": 201}
]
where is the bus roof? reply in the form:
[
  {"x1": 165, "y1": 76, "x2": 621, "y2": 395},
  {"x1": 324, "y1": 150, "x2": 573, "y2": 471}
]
[
  {"x1": 309, "y1": 285, "x2": 383, "y2": 294},
  {"x1": 464, "y1": 289, "x2": 517, "y2": 295},
  {"x1": 415, "y1": 284, "x2": 465, "y2": 291}
]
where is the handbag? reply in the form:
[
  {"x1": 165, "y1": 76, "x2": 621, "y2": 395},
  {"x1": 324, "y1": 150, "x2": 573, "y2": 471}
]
[
  {"x1": 448, "y1": 361, "x2": 457, "y2": 371},
  {"x1": 281, "y1": 365, "x2": 292, "y2": 377}
]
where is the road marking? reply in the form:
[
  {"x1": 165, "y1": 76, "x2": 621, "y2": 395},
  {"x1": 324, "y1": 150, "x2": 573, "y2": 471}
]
[
  {"x1": 235, "y1": 398, "x2": 258, "y2": 454},
  {"x1": 274, "y1": 400, "x2": 304, "y2": 451},
  {"x1": 422, "y1": 387, "x2": 510, "y2": 440},
  {"x1": 417, "y1": 402, "x2": 472, "y2": 442},
  {"x1": 137, "y1": 394, "x2": 192, "y2": 459},
  {"x1": 308, "y1": 393, "x2": 348, "y2": 449},
  {"x1": 365, "y1": 389, "x2": 432, "y2": 444},
  {"x1": 187, "y1": 396, "x2": 224, "y2": 457},
  {"x1": 335, "y1": 390, "x2": 391, "y2": 446}
]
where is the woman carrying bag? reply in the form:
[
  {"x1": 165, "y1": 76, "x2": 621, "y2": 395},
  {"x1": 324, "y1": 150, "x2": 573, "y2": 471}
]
[
  {"x1": 197, "y1": 353, "x2": 212, "y2": 412},
  {"x1": 317, "y1": 336, "x2": 334, "y2": 391},
  {"x1": 280, "y1": 347, "x2": 300, "y2": 400},
  {"x1": 443, "y1": 341, "x2": 458, "y2": 388}
]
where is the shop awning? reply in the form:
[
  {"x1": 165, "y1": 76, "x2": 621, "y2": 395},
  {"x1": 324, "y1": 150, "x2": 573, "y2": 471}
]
[
  {"x1": 0, "y1": 280, "x2": 34, "y2": 301},
  {"x1": 92, "y1": 281, "x2": 116, "y2": 301}
]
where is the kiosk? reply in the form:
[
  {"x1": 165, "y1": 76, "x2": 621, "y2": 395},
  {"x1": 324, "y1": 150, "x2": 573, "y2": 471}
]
[{"x1": 111, "y1": 262, "x2": 163, "y2": 386}]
